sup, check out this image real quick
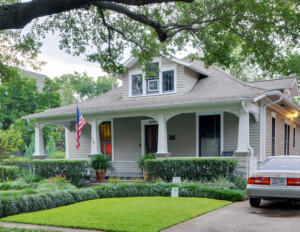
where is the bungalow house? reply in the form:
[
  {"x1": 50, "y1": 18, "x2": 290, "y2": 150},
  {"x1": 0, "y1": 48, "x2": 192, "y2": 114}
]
[{"x1": 22, "y1": 56, "x2": 300, "y2": 177}]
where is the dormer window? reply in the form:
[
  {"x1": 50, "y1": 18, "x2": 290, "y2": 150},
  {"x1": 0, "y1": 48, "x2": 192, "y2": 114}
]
[{"x1": 129, "y1": 59, "x2": 177, "y2": 97}]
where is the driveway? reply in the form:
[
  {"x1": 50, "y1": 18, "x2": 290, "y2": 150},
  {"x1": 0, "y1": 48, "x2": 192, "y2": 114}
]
[{"x1": 163, "y1": 200, "x2": 300, "y2": 232}]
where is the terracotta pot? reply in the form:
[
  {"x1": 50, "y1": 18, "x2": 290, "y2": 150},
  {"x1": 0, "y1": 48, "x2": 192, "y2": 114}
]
[
  {"x1": 96, "y1": 170, "x2": 106, "y2": 180},
  {"x1": 143, "y1": 171, "x2": 147, "y2": 181}
]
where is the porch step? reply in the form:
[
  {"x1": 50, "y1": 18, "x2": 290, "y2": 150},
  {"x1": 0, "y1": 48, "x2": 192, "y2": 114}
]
[
  {"x1": 91, "y1": 179, "x2": 138, "y2": 186},
  {"x1": 106, "y1": 171, "x2": 143, "y2": 178}
]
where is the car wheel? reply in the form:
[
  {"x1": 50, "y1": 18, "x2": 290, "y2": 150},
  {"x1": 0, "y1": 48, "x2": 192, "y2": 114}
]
[{"x1": 249, "y1": 198, "x2": 261, "y2": 207}]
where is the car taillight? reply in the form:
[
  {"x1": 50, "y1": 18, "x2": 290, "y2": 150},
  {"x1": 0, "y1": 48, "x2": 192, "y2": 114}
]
[
  {"x1": 248, "y1": 177, "x2": 270, "y2": 185},
  {"x1": 287, "y1": 178, "x2": 300, "y2": 186}
]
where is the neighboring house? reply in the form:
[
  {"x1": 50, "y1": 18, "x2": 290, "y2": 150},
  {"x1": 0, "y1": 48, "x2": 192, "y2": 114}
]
[
  {"x1": 22, "y1": 56, "x2": 300, "y2": 177},
  {"x1": 18, "y1": 68, "x2": 46, "y2": 92}
]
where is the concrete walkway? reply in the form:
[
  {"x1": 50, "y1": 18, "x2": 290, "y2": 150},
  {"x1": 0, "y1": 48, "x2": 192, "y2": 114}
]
[
  {"x1": 0, "y1": 222, "x2": 103, "y2": 232},
  {"x1": 163, "y1": 200, "x2": 300, "y2": 232}
]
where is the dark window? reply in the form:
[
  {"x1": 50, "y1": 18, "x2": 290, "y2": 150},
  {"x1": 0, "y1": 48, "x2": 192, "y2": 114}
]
[
  {"x1": 100, "y1": 122, "x2": 112, "y2": 161},
  {"x1": 147, "y1": 63, "x2": 159, "y2": 94},
  {"x1": 284, "y1": 123, "x2": 290, "y2": 156},
  {"x1": 199, "y1": 115, "x2": 220, "y2": 157},
  {"x1": 271, "y1": 117, "x2": 275, "y2": 156},
  {"x1": 293, "y1": 127, "x2": 296, "y2": 148},
  {"x1": 162, "y1": 70, "x2": 174, "y2": 92},
  {"x1": 132, "y1": 74, "x2": 143, "y2": 96}
]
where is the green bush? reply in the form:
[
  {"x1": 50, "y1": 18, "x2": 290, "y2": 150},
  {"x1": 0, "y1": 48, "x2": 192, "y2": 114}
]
[
  {"x1": 32, "y1": 160, "x2": 89, "y2": 185},
  {"x1": 3, "y1": 157, "x2": 30, "y2": 170},
  {"x1": 0, "y1": 188, "x2": 98, "y2": 217},
  {"x1": 48, "y1": 151, "x2": 66, "y2": 159},
  {"x1": 0, "y1": 166, "x2": 19, "y2": 181},
  {"x1": 144, "y1": 158, "x2": 238, "y2": 182},
  {"x1": 136, "y1": 153, "x2": 156, "y2": 172},
  {"x1": 92, "y1": 182, "x2": 246, "y2": 202}
]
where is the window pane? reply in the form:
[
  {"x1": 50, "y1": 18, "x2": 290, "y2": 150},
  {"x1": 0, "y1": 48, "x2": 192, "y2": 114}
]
[
  {"x1": 149, "y1": 62, "x2": 159, "y2": 78},
  {"x1": 99, "y1": 122, "x2": 112, "y2": 160},
  {"x1": 163, "y1": 70, "x2": 174, "y2": 92},
  {"x1": 132, "y1": 74, "x2": 143, "y2": 96},
  {"x1": 259, "y1": 158, "x2": 300, "y2": 171},
  {"x1": 147, "y1": 79, "x2": 159, "y2": 93}
]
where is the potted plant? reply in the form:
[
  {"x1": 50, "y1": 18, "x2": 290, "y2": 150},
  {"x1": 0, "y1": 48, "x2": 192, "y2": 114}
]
[
  {"x1": 136, "y1": 153, "x2": 156, "y2": 180},
  {"x1": 91, "y1": 155, "x2": 114, "y2": 180}
]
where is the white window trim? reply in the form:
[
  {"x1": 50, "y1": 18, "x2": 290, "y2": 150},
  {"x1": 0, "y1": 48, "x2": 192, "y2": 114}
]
[
  {"x1": 271, "y1": 111, "x2": 277, "y2": 118},
  {"x1": 196, "y1": 112, "x2": 224, "y2": 157},
  {"x1": 128, "y1": 58, "x2": 177, "y2": 97},
  {"x1": 284, "y1": 118, "x2": 291, "y2": 125},
  {"x1": 147, "y1": 79, "x2": 159, "y2": 92},
  {"x1": 141, "y1": 119, "x2": 158, "y2": 156}
]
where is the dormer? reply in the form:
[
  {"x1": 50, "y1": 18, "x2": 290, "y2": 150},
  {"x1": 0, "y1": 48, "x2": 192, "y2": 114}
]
[{"x1": 120, "y1": 56, "x2": 209, "y2": 100}]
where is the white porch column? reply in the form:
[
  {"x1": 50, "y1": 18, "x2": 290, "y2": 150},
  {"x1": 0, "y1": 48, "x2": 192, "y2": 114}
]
[
  {"x1": 236, "y1": 108, "x2": 249, "y2": 153},
  {"x1": 65, "y1": 127, "x2": 70, "y2": 159},
  {"x1": 155, "y1": 114, "x2": 170, "y2": 157},
  {"x1": 89, "y1": 119, "x2": 101, "y2": 156},
  {"x1": 32, "y1": 123, "x2": 46, "y2": 159}
]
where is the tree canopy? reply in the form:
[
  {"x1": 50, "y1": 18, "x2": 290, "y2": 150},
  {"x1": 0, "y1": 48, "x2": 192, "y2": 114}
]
[
  {"x1": 55, "y1": 72, "x2": 119, "y2": 104},
  {"x1": 0, "y1": 0, "x2": 298, "y2": 77}
]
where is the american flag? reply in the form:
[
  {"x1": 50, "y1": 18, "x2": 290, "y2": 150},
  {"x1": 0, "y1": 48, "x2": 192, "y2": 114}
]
[{"x1": 76, "y1": 106, "x2": 86, "y2": 150}]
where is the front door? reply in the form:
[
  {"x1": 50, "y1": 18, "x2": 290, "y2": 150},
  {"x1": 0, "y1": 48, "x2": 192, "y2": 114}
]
[
  {"x1": 145, "y1": 125, "x2": 158, "y2": 154},
  {"x1": 199, "y1": 115, "x2": 220, "y2": 157}
]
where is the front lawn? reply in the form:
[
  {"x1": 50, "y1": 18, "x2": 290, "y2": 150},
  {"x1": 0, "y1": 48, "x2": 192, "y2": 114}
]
[{"x1": 2, "y1": 197, "x2": 230, "y2": 232}]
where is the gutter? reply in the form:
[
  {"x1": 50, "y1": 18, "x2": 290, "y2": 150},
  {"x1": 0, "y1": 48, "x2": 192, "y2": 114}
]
[
  {"x1": 241, "y1": 102, "x2": 254, "y2": 158},
  {"x1": 22, "y1": 97, "x2": 255, "y2": 120}
]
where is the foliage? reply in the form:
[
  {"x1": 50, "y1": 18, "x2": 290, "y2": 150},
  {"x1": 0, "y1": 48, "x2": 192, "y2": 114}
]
[
  {"x1": 0, "y1": 126, "x2": 23, "y2": 182},
  {"x1": 136, "y1": 153, "x2": 156, "y2": 172},
  {"x1": 25, "y1": 135, "x2": 35, "y2": 160},
  {"x1": 231, "y1": 175, "x2": 247, "y2": 190},
  {"x1": 92, "y1": 182, "x2": 246, "y2": 202},
  {"x1": 48, "y1": 151, "x2": 66, "y2": 159},
  {"x1": 109, "y1": 177, "x2": 121, "y2": 185},
  {"x1": 0, "y1": 185, "x2": 98, "y2": 217},
  {"x1": 3, "y1": 156, "x2": 31, "y2": 171},
  {"x1": 144, "y1": 158, "x2": 238, "y2": 182},
  {"x1": 0, "y1": 166, "x2": 19, "y2": 181},
  {"x1": 47, "y1": 175, "x2": 71, "y2": 184},
  {"x1": 0, "y1": 68, "x2": 62, "y2": 149},
  {"x1": 32, "y1": 160, "x2": 89, "y2": 185},
  {"x1": 46, "y1": 135, "x2": 57, "y2": 157},
  {"x1": 90, "y1": 155, "x2": 114, "y2": 172},
  {"x1": 55, "y1": 72, "x2": 119, "y2": 104},
  {"x1": 1, "y1": 197, "x2": 231, "y2": 232},
  {"x1": 1, "y1": 0, "x2": 299, "y2": 78}
]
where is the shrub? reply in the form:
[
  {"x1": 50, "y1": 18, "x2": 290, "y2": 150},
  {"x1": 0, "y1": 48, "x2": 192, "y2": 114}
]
[
  {"x1": 136, "y1": 153, "x2": 156, "y2": 172},
  {"x1": 3, "y1": 157, "x2": 30, "y2": 170},
  {"x1": 48, "y1": 151, "x2": 66, "y2": 159},
  {"x1": 46, "y1": 135, "x2": 57, "y2": 157},
  {"x1": 47, "y1": 175, "x2": 71, "y2": 184},
  {"x1": 0, "y1": 188, "x2": 98, "y2": 217},
  {"x1": 144, "y1": 158, "x2": 237, "y2": 182},
  {"x1": 92, "y1": 182, "x2": 246, "y2": 202},
  {"x1": 32, "y1": 160, "x2": 89, "y2": 185},
  {"x1": 0, "y1": 166, "x2": 19, "y2": 181},
  {"x1": 25, "y1": 135, "x2": 35, "y2": 160}
]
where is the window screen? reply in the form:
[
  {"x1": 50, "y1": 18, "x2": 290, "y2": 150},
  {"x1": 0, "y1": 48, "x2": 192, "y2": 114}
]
[{"x1": 132, "y1": 74, "x2": 143, "y2": 96}]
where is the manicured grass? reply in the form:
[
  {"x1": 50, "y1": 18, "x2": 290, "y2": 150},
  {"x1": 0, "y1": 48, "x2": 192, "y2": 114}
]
[{"x1": 2, "y1": 197, "x2": 231, "y2": 232}]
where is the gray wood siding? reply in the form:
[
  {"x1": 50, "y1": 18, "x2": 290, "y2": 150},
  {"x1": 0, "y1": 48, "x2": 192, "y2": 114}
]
[
  {"x1": 183, "y1": 67, "x2": 199, "y2": 92},
  {"x1": 68, "y1": 122, "x2": 91, "y2": 159},
  {"x1": 113, "y1": 117, "x2": 147, "y2": 161},
  {"x1": 223, "y1": 112, "x2": 238, "y2": 151},
  {"x1": 168, "y1": 113, "x2": 196, "y2": 157},
  {"x1": 249, "y1": 114, "x2": 260, "y2": 158},
  {"x1": 266, "y1": 107, "x2": 300, "y2": 157}
]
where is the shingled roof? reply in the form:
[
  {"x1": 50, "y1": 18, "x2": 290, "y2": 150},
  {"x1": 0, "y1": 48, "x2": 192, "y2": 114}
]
[{"x1": 23, "y1": 61, "x2": 271, "y2": 120}]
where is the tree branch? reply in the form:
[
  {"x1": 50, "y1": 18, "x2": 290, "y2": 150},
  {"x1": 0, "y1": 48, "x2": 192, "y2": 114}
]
[{"x1": 0, "y1": 0, "x2": 193, "y2": 30}]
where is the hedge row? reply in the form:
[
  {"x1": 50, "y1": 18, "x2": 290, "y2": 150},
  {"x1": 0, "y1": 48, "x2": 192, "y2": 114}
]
[
  {"x1": 0, "y1": 188, "x2": 98, "y2": 217},
  {"x1": 32, "y1": 160, "x2": 89, "y2": 185},
  {"x1": 92, "y1": 183, "x2": 246, "y2": 202},
  {"x1": 144, "y1": 158, "x2": 238, "y2": 182},
  {"x1": 0, "y1": 166, "x2": 19, "y2": 181}
]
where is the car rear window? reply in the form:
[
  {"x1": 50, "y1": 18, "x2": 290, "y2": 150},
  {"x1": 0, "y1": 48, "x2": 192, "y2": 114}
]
[{"x1": 259, "y1": 158, "x2": 300, "y2": 171}]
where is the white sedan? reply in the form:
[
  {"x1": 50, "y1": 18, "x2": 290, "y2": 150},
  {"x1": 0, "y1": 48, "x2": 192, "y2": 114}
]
[{"x1": 246, "y1": 156, "x2": 300, "y2": 207}]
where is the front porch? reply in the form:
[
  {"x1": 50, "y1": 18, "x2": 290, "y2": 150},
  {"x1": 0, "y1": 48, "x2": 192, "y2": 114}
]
[{"x1": 31, "y1": 101, "x2": 260, "y2": 177}]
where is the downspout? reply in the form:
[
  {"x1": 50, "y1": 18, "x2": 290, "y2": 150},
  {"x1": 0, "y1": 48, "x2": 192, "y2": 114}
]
[
  {"x1": 241, "y1": 102, "x2": 254, "y2": 158},
  {"x1": 260, "y1": 91, "x2": 283, "y2": 161}
]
